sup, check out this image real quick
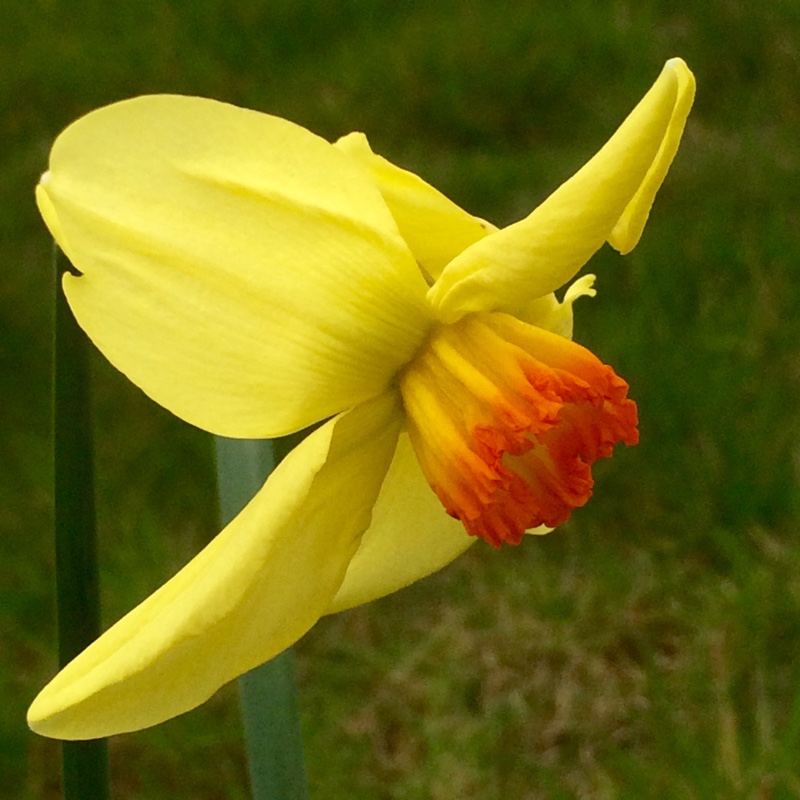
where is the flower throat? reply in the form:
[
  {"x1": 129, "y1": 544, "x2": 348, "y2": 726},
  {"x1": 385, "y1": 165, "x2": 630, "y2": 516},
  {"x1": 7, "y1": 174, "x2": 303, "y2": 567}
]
[{"x1": 400, "y1": 312, "x2": 639, "y2": 548}]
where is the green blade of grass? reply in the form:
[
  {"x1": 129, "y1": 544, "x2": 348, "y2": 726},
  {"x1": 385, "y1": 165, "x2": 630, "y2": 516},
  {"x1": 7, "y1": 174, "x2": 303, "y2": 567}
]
[
  {"x1": 214, "y1": 435, "x2": 310, "y2": 800},
  {"x1": 52, "y1": 246, "x2": 111, "y2": 799}
]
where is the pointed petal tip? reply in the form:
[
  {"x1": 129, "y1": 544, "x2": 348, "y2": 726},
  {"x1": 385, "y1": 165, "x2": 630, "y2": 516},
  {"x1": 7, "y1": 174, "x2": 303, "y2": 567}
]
[
  {"x1": 27, "y1": 694, "x2": 75, "y2": 740},
  {"x1": 665, "y1": 57, "x2": 693, "y2": 79},
  {"x1": 607, "y1": 57, "x2": 695, "y2": 254},
  {"x1": 26, "y1": 682, "x2": 99, "y2": 741},
  {"x1": 667, "y1": 57, "x2": 696, "y2": 105},
  {"x1": 27, "y1": 696, "x2": 47, "y2": 735}
]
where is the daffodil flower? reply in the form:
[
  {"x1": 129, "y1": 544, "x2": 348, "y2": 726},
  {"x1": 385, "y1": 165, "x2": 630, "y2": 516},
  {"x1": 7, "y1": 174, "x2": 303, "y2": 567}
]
[{"x1": 30, "y1": 59, "x2": 695, "y2": 740}]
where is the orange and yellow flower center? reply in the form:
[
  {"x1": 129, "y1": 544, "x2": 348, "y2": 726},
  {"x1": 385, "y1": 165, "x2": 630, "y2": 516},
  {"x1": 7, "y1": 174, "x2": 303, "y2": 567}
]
[{"x1": 399, "y1": 312, "x2": 638, "y2": 548}]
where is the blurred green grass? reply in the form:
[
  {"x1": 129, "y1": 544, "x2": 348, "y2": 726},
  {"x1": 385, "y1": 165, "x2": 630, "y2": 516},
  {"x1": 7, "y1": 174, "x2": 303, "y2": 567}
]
[{"x1": 3, "y1": 0, "x2": 800, "y2": 797}]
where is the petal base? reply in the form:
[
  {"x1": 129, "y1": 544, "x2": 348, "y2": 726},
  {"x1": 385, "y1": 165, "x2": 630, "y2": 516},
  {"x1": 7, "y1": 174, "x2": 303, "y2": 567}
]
[{"x1": 327, "y1": 433, "x2": 475, "y2": 613}]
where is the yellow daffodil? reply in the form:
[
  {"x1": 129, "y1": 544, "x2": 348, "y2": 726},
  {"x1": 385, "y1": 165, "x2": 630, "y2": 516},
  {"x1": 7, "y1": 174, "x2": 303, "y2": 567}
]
[{"x1": 30, "y1": 59, "x2": 695, "y2": 740}]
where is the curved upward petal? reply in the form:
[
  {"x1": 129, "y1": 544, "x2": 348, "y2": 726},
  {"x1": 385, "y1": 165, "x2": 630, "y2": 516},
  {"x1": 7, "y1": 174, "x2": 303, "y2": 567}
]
[
  {"x1": 39, "y1": 96, "x2": 432, "y2": 437},
  {"x1": 28, "y1": 392, "x2": 402, "y2": 740},
  {"x1": 335, "y1": 132, "x2": 495, "y2": 281},
  {"x1": 606, "y1": 60, "x2": 695, "y2": 254},
  {"x1": 428, "y1": 59, "x2": 695, "y2": 323}
]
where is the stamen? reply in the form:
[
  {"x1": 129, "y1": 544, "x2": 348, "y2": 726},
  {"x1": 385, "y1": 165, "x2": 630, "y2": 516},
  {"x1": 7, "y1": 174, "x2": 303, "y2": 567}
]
[{"x1": 400, "y1": 312, "x2": 638, "y2": 548}]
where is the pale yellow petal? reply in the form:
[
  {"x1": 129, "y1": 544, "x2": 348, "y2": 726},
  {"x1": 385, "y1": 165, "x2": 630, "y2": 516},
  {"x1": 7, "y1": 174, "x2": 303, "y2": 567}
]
[
  {"x1": 28, "y1": 393, "x2": 402, "y2": 740},
  {"x1": 335, "y1": 132, "x2": 496, "y2": 280},
  {"x1": 429, "y1": 59, "x2": 695, "y2": 322},
  {"x1": 327, "y1": 432, "x2": 475, "y2": 614},
  {"x1": 39, "y1": 95, "x2": 432, "y2": 437}
]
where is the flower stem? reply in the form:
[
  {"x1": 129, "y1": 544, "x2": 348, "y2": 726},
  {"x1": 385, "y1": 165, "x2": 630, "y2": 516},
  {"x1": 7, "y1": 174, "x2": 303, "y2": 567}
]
[
  {"x1": 214, "y1": 435, "x2": 310, "y2": 800},
  {"x1": 52, "y1": 246, "x2": 111, "y2": 799}
]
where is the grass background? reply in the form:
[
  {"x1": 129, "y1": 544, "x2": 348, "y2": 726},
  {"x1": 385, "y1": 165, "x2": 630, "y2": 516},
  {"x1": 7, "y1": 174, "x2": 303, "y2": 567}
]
[{"x1": 3, "y1": 0, "x2": 800, "y2": 797}]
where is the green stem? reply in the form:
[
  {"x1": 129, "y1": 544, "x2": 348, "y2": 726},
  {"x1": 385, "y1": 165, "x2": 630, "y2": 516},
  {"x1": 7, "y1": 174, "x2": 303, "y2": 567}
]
[
  {"x1": 52, "y1": 247, "x2": 111, "y2": 799},
  {"x1": 215, "y1": 435, "x2": 310, "y2": 800}
]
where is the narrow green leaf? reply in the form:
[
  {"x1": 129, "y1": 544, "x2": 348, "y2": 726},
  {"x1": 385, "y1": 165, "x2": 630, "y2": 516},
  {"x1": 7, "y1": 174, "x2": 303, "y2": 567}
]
[
  {"x1": 52, "y1": 246, "x2": 111, "y2": 799},
  {"x1": 215, "y1": 435, "x2": 310, "y2": 800}
]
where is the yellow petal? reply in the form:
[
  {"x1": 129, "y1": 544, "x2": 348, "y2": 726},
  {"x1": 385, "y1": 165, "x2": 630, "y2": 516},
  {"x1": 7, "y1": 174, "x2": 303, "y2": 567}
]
[
  {"x1": 335, "y1": 132, "x2": 496, "y2": 281},
  {"x1": 327, "y1": 432, "x2": 474, "y2": 613},
  {"x1": 428, "y1": 58, "x2": 696, "y2": 322},
  {"x1": 28, "y1": 393, "x2": 402, "y2": 740},
  {"x1": 39, "y1": 96, "x2": 432, "y2": 437},
  {"x1": 607, "y1": 59, "x2": 696, "y2": 254}
]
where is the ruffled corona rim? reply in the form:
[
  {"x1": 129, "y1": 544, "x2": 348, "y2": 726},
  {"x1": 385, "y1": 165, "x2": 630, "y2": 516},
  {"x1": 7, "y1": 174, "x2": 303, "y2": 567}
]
[{"x1": 401, "y1": 312, "x2": 639, "y2": 547}]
